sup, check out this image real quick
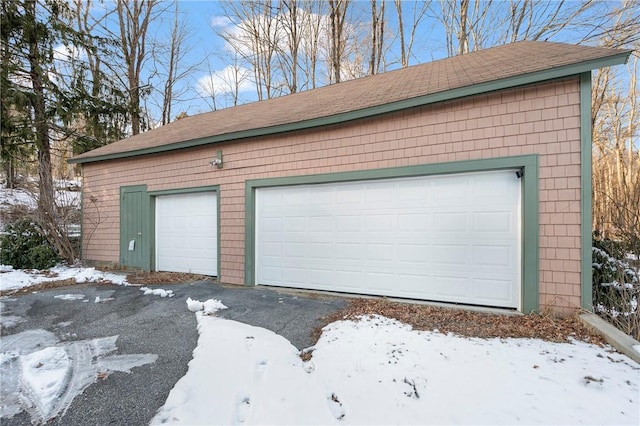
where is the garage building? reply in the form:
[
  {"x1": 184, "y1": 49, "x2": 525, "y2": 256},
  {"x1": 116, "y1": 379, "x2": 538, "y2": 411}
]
[{"x1": 70, "y1": 41, "x2": 631, "y2": 313}]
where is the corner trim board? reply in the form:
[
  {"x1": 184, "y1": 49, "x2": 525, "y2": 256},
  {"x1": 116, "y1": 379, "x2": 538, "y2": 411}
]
[{"x1": 580, "y1": 72, "x2": 594, "y2": 311}]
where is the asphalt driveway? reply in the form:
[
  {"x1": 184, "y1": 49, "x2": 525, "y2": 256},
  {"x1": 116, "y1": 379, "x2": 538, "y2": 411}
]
[{"x1": 0, "y1": 280, "x2": 347, "y2": 425}]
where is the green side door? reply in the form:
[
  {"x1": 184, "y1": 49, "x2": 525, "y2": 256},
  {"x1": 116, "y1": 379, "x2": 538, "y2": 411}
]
[{"x1": 120, "y1": 185, "x2": 151, "y2": 270}]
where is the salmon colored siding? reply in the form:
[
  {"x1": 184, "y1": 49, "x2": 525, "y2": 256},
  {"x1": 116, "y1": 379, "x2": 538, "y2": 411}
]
[{"x1": 82, "y1": 78, "x2": 583, "y2": 311}]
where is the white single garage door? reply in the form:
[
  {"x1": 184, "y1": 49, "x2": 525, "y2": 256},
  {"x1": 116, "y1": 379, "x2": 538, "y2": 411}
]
[
  {"x1": 155, "y1": 192, "x2": 217, "y2": 276},
  {"x1": 256, "y1": 170, "x2": 521, "y2": 308}
]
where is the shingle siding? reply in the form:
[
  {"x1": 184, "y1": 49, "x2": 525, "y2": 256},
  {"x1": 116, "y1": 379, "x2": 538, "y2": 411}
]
[{"x1": 82, "y1": 77, "x2": 582, "y2": 311}]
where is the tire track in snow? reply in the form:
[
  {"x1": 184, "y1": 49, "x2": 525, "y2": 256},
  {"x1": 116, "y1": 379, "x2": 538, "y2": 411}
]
[{"x1": 1, "y1": 331, "x2": 156, "y2": 424}]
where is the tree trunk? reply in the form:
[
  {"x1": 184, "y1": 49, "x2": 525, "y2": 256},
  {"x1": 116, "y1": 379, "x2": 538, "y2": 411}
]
[
  {"x1": 329, "y1": 0, "x2": 348, "y2": 83},
  {"x1": 26, "y1": 0, "x2": 75, "y2": 263},
  {"x1": 394, "y1": 0, "x2": 406, "y2": 68},
  {"x1": 458, "y1": 0, "x2": 469, "y2": 55},
  {"x1": 25, "y1": 1, "x2": 53, "y2": 216}
]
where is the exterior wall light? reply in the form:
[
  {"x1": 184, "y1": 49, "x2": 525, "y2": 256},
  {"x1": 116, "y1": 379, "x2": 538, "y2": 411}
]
[{"x1": 210, "y1": 150, "x2": 223, "y2": 168}]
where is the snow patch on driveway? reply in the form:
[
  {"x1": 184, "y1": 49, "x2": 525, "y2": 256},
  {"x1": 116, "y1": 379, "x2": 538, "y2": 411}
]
[
  {"x1": 0, "y1": 329, "x2": 157, "y2": 423},
  {"x1": 54, "y1": 294, "x2": 86, "y2": 301},
  {"x1": 141, "y1": 287, "x2": 174, "y2": 298}
]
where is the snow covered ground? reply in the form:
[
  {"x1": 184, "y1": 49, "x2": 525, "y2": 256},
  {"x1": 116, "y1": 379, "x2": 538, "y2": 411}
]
[
  {"x1": 0, "y1": 181, "x2": 80, "y2": 212},
  {"x1": 2, "y1": 266, "x2": 639, "y2": 425},
  {"x1": 153, "y1": 300, "x2": 640, "y2": 425},
  {"x1": 0, "y1": 265, "x2": 128, "y2": 292},
  {"x1": 0, "y1": 181, "x2": 81, "y2": 235}
]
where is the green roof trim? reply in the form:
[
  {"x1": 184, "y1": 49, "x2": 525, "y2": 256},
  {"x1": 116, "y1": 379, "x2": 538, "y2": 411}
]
[{"x1": 69, "y1": 51, "x2": 629, "y2": 165}]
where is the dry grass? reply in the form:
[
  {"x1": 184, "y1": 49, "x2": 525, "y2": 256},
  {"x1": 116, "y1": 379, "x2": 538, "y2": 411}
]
[
  {"x1": 312, "y1": 298, "x2": 605, "y2": 345},
  {"x1": 125, "y1": 271, "x2": 211, "y2": 285}
]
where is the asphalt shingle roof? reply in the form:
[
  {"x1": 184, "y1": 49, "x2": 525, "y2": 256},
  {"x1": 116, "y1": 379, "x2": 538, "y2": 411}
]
[{"x1": 71, "y1": 41, "x2": 630, "y2": 163}]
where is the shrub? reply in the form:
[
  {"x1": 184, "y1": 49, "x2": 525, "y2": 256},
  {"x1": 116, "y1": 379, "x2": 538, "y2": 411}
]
[
  {"x1": 592, "y1": 235, "x2": 639, "y2": 340},
  {"x1": 0, "y1": 218, "x2": 59, "y2": 270}
]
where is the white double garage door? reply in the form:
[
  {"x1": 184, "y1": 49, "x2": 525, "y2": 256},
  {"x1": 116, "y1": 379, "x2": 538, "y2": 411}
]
[
  {"x1": 153, "y1": 170, "x2": 522, "y2": 309},
  {"x1": 256, "y1": 170, "x2": 522, "y2": 309}
]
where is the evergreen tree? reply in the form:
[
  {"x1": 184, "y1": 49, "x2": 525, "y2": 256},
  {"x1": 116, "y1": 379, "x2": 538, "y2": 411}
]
[{"x1": 0, "y1": 0, "x2": 128, "y2": 262}]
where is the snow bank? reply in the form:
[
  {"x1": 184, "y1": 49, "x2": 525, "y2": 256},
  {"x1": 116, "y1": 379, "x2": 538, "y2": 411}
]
[
  {"x1": 0, "y1": 265, "x2": 128, "y2": 292},
  {"x1": 154, "y1": 313, "x2": 640, "y2": 425},
  {"x1": 151, "y1": 314, "x2": 335, "y2": 425}
]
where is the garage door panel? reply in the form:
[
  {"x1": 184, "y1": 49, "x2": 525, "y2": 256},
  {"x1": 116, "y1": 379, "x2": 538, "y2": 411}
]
[
  {"x1": 397, "y1": 244, "x2": 432, "y2": 264},
  {"x1": 336, "y1": 188, "x2": 362, "y2": 206},
  {"x1": 472, "y1": 278, "x2": 513, "y2": 302},
  {"x1": 431, "y1": 244, "x2": 470, "y2": 265},
  {"x1": 261, "y1": 266, "x2": 282, "y2": 281},
  {"x1": 309, "y1": 216, "x2": 333, "y2": 232},
  {"x1": 472, "y1": 245, "x2": 514, "y2": 266},
  {"x1": 361, "y1": 243, "x2": 394, "y2": 262},
  {"x1": 283, "y1": 267, "x2": 307, "y2": 283},
  {"x1": 473, "y1": 211, "x2": 513, "y2": 233},
  {"x1": 398, "y1": 213, "x2": 430, "y2": 232},
  {"x1": 431, "y1": 275, "x2": 471, "y2": 298},
  {"x1": 433, "y1": 213, "x2": 468, "y2": 232},
  {"x1": 336, "y1": 216, "x2": 361, "y2": 231},
  {"x1": 309, "y1": 269, "x2": 333, "y2": 286},
  {"x1": 156, "y1": 192, "x2": 217, "y2": 276},
  {"x1": 364, "y1": 272, "x2": 396, "y2": 290},
  {"x1": 334, "y1": 243, "x2": 363, "y2": 260},
  {"x1": 256, "y1": 170, "x2": 521, "y2": 308}
]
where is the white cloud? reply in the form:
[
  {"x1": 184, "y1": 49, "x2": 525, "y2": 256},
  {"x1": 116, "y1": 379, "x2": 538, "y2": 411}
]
[
  {"x1": 210, "y1": 15, "x2": 234, "y2": 29},
  {"x1": 53, "y1": 44, "x2": 87, "y2": 62},
  {"x1": 196, "y1": 66, "x2": 253, "y2": 98}
]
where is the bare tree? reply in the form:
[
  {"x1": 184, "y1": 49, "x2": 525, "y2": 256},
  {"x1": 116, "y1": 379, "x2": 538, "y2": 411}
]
[
  {"x1": 219, "y1": 0, "x2": 281, "y2": 100},
  {"x1": 115, "y1": 0, "x2": 158, "y2": 135},
  {"x1": 394, "y1": 0, "x2": 429, "y2": 68},
  {"x1": 199, "y1": 50, "x2": 251, "y2": 111},
  {"x1": 369, "y1": 0, "x2": 384, "y2": 75},
  {"x1": 328, "y1": 0, "x2": 349, "y2": 83},
  {"x1": 299, "y1": 0, "x2": 324, "y2": 89},
  {"x1": 433, "y1": 0, "x2": 606, "y2": 57},
  {"x1": 161, "y1": 1, "x2": 181, "y2": 124},
  {"x1": 70, "y1": 0, "x2": 128, "y2": 152},
  {"x1": 437, "y1": 0, "x2": 494, "y2": 56},
  {"x1": 155, "y1": 1, "x2": 200, "y2": 125},
  {"x1": 276, "y1": 0, "x2": 301, "y2": 93},
  {"x1": 592, "y1": 52, "x2": 639, "y2": 238}
]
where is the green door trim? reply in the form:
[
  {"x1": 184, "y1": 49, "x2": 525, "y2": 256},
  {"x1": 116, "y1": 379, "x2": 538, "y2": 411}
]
[
  {"x1": 119, "y1": 185, "x2": 151, "y2": 270},
  {"x1": 245, "y1": 155, "x2": 539, "y2": 312},
  {"x1": 580, "y1": 72, "x2": 593, "y2": 311},
  {"x1": 149, "y1": 185, "x2": 221, "y2": 281}
]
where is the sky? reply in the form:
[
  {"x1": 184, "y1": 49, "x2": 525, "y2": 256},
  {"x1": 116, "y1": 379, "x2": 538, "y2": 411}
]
[{"x1": 75, "y1": 0, "x2": 637, "y2": 130}]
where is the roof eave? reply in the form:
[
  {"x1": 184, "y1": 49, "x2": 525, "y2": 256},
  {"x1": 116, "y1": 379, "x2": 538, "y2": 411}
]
[{"x1": 69, "y1": 51, "x2": 631, "y2": 165}]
